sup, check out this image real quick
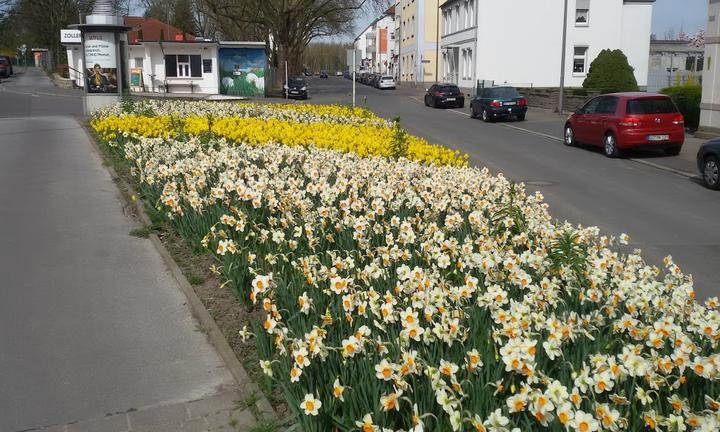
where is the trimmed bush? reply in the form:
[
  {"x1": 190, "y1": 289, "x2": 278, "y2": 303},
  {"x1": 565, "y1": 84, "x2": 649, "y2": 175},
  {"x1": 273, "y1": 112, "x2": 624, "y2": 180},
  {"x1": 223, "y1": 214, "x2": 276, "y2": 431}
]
[
  {"x1": 661, "y1": 84, "x2": 701, "y2": 130},
  {"x1": 583, "y1": 49, "x2": 639, "y2": 93}
]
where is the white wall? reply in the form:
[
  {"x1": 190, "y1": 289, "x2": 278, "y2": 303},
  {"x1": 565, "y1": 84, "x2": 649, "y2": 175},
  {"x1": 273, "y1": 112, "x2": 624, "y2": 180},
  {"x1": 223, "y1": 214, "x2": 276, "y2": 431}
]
[
  {"x1": 65, "y1": 46, "x2": 84, "y2": 87},
  {"x1": 473, "y1": 0, "x2": 652, "y2": 88},
  {"x1": 128, "y1": 43, "x2": 219, "y2": 94},
  {"x1": 701, "y1": 0, "x2": 720, "y2": 129},
  {"x1": 620, "y1": 2, "x2": 652, "y2": 87}
]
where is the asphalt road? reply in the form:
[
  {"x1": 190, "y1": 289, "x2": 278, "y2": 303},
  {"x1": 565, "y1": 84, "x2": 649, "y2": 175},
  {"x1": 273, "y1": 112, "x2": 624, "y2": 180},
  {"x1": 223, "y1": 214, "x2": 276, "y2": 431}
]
[
  {"x1": 0, "y1": 69, "x2": 235, "y2": 431},
  {"x1": 304, "y1": 76, "x2": 720, "y2": 298}
]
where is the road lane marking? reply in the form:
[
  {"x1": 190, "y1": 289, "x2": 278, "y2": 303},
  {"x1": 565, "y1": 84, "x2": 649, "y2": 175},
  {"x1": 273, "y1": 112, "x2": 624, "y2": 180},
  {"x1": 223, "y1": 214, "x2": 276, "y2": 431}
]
[
  {"x1": 501, "y1": 123, "x2": 563, "y2": 142},
  {"x1": 498, "y1": 122, "x2": 696, "y2": 179}
]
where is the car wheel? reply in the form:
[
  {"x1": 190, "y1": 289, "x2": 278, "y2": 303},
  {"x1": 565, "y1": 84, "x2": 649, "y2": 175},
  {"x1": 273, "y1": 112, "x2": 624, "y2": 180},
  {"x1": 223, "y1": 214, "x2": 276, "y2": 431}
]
[
  {"x1": 664, "y1": 145, "x2": 682, "y2": 156},
  {"x1": 603, "y1": 133, "x2": 622, "y2": 158},
  {"x1": 424, "y1": 96, "x2": 429, "y2": 107},
  {"x1": 702, "y1": 155, "x2": 720, "y2": 190},
  {"x1": 470, "y1": 105, "x2": 477, "y2": 119},
  {"x1": 564, "y1": 124, "x2": 576, "y2": 146},
  {"x1": 517, "y1": 114, "x2": 526, "y2": 121},
  {"x1": 481, "y1": 109, "x2": 491, "y2": 122}
]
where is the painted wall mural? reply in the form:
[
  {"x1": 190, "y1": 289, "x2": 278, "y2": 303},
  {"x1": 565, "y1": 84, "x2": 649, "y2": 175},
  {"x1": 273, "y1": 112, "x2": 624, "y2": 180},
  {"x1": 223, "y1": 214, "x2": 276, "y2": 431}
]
[{"x1": 218, "y1": 47, "x2": 266, "y2": 97}]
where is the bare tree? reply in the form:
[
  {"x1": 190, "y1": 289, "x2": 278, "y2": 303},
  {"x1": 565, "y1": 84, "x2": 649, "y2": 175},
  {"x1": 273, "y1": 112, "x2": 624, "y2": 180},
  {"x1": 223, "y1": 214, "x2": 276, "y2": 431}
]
[{"x1": 199, "y1": 0, "x2": 387, "y2": 89}]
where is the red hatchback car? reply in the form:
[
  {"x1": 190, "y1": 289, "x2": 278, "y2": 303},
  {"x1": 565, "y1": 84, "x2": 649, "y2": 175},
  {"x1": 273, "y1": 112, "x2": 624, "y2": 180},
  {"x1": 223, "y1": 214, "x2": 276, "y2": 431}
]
[{"x1": 564, "y1": 93, "x2": 685, "y2": 158}]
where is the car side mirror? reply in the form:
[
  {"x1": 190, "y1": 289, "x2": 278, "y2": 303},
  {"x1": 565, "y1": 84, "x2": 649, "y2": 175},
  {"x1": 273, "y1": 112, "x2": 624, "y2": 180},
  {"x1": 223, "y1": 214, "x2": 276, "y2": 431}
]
[{"x1": 574, "y1": 108, "x2": 583, "y2": 115}]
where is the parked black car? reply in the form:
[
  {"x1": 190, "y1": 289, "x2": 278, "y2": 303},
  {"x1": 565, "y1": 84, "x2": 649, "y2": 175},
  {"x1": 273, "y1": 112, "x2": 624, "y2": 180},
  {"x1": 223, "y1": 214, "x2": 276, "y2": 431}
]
[
  {"x1": 470, "y1": 86, "x2": 528, "y2": 122},
  {"x1": 343, "y1": 70, "x2": 352, "y2": 79},
  {"x1": 283, "y1": 76, "x2": 308, "y2": 99},
  {"x1": 319, "y1": 70, "x2": 329, "y2": 78},
  {"x1": 424, "y1": 84, "x2": 464, "y2": 108},
  {"x1": 698, "y1": 138, "x2": 720, "y2": 190},
  {"x1": 0, "y1": 56, "x2": 15, "y2": 75},
  {"x1": 369, "y1": 73, "x2": 381, "y2": 88}
]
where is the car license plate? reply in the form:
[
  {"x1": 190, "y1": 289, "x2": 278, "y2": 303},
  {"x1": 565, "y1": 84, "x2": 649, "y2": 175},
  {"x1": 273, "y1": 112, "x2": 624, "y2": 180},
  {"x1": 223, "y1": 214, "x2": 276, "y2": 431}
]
[
  {"x1": 445, "y1": 97, "x2": 456, "y2": 101},
  {"x1": 504, "y1": 101, "x2": 517, "y2": 106},
  {"x1": 648, "y1": 134, "x2": 669, "y2": 141},
  {"x1": 290, "y1": 91, "x2": 299, "y2": 94}
]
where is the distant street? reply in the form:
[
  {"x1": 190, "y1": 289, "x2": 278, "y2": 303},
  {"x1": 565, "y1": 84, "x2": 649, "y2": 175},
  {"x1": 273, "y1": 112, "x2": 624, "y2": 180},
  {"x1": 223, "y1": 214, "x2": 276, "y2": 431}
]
[
  {"x1": 304, "y1": 76, "x2": 720, "y2": 298},
  {"x1": 0, "y1": 67, "x2": 84, "y2": 117}
]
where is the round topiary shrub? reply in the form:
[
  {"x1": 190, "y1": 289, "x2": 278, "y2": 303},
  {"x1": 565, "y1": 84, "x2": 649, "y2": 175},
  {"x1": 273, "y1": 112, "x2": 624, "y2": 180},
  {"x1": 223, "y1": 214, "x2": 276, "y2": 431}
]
[{"x1": 582, "y1": 49, "x2": 639, "y2": 94}]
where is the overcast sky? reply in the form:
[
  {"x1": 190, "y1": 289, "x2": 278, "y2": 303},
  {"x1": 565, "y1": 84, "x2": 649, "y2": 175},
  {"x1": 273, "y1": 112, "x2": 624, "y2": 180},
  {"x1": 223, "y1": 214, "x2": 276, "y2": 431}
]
[{"x1": 652, "y1": 0, "x2": 706, "y2": 37}]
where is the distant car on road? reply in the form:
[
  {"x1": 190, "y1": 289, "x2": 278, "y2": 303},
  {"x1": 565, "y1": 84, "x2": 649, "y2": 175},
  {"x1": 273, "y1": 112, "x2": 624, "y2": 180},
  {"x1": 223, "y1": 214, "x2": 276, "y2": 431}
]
[
  {"x1": 470, "y1": 86, "x2": 527, "y2": 122},
  {"x1": 377, "y1": 75, "x2": 396, "y2": 89},
  {"x1": 343, "y1": 71, "x2": 352, "y2": 79},
  {"x1": 698, "y1": 139, "x2": 720, "y2": 190},
  {"x1": 335, "y1": 71, "x2": 343, "y2": 76},
  {"x1": 319, "y1": 70, "x2": 329, "y2": 78},
  {"x1": 0, "y1": 57, "x2": 11, "y2": 78},
  {"x1": 283, "y1": 76, "x2": 308, "y2": 99},
  {"x1": 368, "y1": 73, "x2": 381, "y2": 88},
  {"x1": 424, "y1": 84, "x2": 464, "y2": 108},
  {"x1": 564, "y1": 93, "x2": 685, "y2": 158}
]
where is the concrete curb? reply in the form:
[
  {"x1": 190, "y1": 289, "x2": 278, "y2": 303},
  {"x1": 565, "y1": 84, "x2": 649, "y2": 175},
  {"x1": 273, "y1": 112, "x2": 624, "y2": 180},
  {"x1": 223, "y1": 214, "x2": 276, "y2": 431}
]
[{"x1": 80, "y1": 123, "x2": 277, "y2": 425}]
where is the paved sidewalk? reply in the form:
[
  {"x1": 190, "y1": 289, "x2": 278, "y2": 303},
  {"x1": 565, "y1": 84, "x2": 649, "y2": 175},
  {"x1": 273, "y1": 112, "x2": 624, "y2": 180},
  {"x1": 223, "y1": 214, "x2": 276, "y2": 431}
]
[{"x1": 0, "y1": 98, "x2": 264, "y2": 430}]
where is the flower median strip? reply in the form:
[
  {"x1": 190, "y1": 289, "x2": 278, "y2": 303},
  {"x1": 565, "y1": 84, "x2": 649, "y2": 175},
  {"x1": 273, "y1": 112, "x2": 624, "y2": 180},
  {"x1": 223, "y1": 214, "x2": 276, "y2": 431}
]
[{"x1": 92, "y1": 100, "x2": 720, "y2": 432}]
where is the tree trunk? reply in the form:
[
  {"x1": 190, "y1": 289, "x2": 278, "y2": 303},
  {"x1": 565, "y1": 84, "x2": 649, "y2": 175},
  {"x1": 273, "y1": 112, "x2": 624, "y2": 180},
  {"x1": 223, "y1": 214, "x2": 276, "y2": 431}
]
[{"x1": 273, "y1": 41, "x2": 304, "y2": 89}]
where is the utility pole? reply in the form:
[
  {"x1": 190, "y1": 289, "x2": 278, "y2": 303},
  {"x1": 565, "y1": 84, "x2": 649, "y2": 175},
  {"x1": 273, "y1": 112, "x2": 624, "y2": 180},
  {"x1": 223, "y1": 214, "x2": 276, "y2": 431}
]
[
  {"x1": 352, "y1": 48, "x2": 356, "y2": 108},
  {"x1": 435, "y1": 0, "x2": 440, "y2": 84},
  {"x1": 558, "y1": 0, "x2": 569, "y2": 114}
]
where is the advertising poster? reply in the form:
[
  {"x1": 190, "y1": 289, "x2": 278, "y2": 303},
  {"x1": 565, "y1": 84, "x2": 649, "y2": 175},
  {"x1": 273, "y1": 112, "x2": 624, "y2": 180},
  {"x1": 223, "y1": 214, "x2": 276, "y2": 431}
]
[
  {"x1": 218, "y1": 47, "x2": 266, "y2": 97},
  {"x1": 84, "y1": 32, "x2": 118, "y2": 93}
]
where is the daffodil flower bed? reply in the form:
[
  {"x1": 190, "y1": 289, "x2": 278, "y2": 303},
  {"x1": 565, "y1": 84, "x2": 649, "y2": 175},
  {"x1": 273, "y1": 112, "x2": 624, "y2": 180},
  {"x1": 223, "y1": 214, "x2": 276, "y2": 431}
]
[
  {"x1": 91, "y1": 100, "x2": 467, "y2": 167},
  {"x1": 93, "y1": 102, "x2": 720, "y2": 432}
]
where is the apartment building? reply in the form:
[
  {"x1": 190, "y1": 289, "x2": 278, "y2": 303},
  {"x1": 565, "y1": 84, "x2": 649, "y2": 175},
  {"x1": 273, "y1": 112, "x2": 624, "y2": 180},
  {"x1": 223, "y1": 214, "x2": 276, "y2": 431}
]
[
  {"x1": 440, "y1": 0, "x2": 654, "y2": 93},
  {"x1": 354, "y1": 7, "x2": 396, "y2": 75},
  {"x1": 398, "y1": 0, "x2": 441, "y2": 85},
  {"x1": 701, "y1": 0, "x2": 720, "y2": 133}
]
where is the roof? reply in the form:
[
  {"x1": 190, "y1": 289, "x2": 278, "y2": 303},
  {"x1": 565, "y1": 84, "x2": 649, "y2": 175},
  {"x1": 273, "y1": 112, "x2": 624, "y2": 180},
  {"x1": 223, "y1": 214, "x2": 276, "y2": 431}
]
[
  {"x1": 650, "y1": 39, "x2": 704, "y2": 53},
  {"x1": 123, "y1": 16, "x2": 195, "y2": 43},
  {"x1": 603, "y1": 92, "x2": 668, "y2": 98}
]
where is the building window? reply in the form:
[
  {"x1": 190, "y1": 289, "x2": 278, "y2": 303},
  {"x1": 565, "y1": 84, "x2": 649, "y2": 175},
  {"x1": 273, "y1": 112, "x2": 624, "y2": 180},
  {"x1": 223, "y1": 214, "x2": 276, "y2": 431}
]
[
  {"x1": 575, "y1": 0, "x2": 590, "y2": 26},
  {"x1": 573, "y1": 47, "x2": 588, "y2": 75},
  {"x1": 469, "y1": 0, "x2": 474, "y2": 26},
  {"x1": 165, "y1": 54, "x2": 202, "y2": 78},
  {"x1": 455, "y1": 5, "x2": 460, "y2": 32},
  {"x1": 177, "y1": 54, "x2": 191, "y2": 77},
  {"x1": 134, "y1": 57, "x2": 143, "y2": 68},
  {"x1": 468, "y1": 49, "x2": 473, "y2": 79},
  {"x1": 464, "y1": 1, "x2": 469, "y2": 29}
]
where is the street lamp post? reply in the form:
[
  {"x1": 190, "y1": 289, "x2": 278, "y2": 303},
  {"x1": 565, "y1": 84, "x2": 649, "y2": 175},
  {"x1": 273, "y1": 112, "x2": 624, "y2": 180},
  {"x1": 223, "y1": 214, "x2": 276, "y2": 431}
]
[{"x1": 558, "y1": 0, "x2": 569, "y2": 114}]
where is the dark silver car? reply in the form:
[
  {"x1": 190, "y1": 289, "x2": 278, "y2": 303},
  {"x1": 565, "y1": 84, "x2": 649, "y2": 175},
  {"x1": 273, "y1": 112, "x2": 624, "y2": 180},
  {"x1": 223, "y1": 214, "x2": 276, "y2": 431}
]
[{"x1": 698, "y1": 138, "x2": 720, "y2": 190}]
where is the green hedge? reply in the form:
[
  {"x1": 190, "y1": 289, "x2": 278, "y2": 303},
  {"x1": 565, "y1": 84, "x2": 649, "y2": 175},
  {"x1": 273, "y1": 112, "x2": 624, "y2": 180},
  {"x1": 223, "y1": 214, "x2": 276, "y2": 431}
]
[
  {"x1": 583, "y1": 49, "x2": 639, "y2": 94},
  {"x1": 661, "y1": 84, "x2": 701, "y2": 130}
]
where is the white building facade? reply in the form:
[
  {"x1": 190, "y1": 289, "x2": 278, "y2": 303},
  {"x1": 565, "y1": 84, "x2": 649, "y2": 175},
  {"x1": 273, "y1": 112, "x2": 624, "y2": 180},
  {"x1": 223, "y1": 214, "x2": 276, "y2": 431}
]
[
  {"x1": 354, "y1": 8, "x2": 396, "y2": 75},
  {"x1": 440, "y1": 0, "x2": 654, "y2": 93},
  {"x1": 647, "y1": 40, "x2": 704, "y2": 92},
  {"x1": 700, "y1": 0, "x2": 720, "y2": 133},
  {"x1": 398, "y1": 0, "x2": 440, "y2": 85},
  {"x1": 127, "y1": 41, "x2": 220, "y2": 94}
]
